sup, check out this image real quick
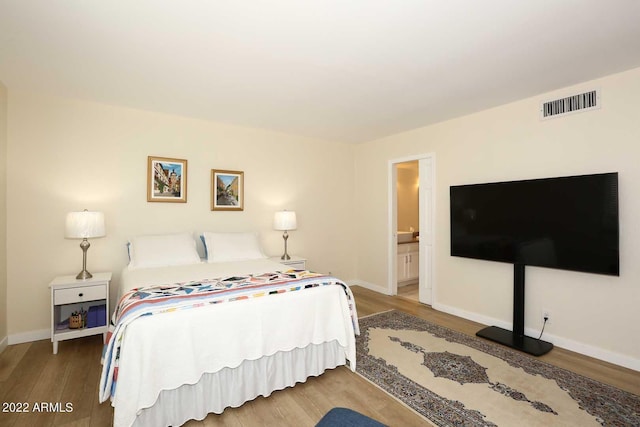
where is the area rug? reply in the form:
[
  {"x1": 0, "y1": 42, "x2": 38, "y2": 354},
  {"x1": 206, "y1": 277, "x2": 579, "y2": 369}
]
[{"x1": 356, "y1": 310, "x2": 640, "y2": 427}]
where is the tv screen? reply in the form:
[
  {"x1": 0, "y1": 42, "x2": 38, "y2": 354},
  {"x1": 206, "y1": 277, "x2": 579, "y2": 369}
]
[{"x1": 450, "y1": 172, "x2": 619, "y2": 276}]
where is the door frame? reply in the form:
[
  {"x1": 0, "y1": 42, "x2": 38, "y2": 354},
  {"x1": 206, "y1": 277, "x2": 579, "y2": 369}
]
[{"x1": 387, "y1": 153, "x2": 435, "y2": 304}]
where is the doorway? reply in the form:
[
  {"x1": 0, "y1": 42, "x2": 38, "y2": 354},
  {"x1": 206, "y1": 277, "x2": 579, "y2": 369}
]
[{"x1": 388, "y1": 154, "x2": 434, "y2": 305}]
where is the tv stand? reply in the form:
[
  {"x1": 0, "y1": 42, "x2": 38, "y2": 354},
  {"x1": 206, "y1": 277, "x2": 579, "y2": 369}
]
[{"x1": 476, "y1": 264, "x2": 553, "y2": 356}]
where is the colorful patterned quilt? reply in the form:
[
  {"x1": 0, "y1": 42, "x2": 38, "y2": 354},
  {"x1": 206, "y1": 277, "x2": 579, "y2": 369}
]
[{"x1": 99, "y1": 269, "x2": 358, "y2": 403}]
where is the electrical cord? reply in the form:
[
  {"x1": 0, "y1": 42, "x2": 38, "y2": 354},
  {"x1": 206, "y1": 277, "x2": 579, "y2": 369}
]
[{"x1": 537, "y1": 316, "x2": 548, "y2": 340}]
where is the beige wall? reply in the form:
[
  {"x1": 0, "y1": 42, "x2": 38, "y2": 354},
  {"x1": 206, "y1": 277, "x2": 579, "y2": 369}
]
[
  {"x1": 5, "y1": 91, "x2": 356, "y2": 339},
  {"x1": 0, "y1": 81, "x2": 7, "y2": 350},
  {"x1": 4, "y1": 68, "x2": 640, "y2": 369},
  {"x1": 397, "y1": 161, "x2": 419, "y2": 232},
  {"x1": 354, "y1": 67, "x2": 640, "y2": 369}
]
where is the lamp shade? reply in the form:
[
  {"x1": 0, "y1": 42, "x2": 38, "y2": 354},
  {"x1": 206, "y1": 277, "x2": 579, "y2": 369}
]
[
  {"x1": 273, "y1": 210, "x2": 297, "y2": 231},
  {"x1": 65, "y1": 211, "x2": 106, "y2": 239}
]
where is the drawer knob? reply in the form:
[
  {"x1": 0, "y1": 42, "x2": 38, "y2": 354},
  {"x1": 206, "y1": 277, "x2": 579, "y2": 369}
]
[{"x1": 78, "y1": 293, "x2": 84, "y2": 297}]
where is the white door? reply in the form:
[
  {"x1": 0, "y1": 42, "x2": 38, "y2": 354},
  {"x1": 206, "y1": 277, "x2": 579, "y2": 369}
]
[
  {"x1": 418, "y1": 158, "x2": 433, "y2": 305},
  {"x1": 389, "y1": 154, "x2": 435, "y2": 305}
]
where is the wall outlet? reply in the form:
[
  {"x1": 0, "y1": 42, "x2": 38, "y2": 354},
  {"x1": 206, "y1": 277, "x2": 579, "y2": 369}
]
[{"x1": 542, "y1": 309, "x2": 551, "y2": 325}]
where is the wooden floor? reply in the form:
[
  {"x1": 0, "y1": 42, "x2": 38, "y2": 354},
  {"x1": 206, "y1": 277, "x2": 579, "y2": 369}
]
[
  {"x1": 1, "y1": 286, "x2": 639, "y2": 427},
  {"x1": 397, "y1": 282, "x2": 418, "y2": 300}
]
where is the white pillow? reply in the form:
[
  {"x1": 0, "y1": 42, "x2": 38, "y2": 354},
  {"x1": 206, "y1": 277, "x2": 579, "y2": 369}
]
[
  {"x1": 128, "y1": 232, "x2": 201, "y2": 269},
  {"x1": 202, "y1": 232, "x2": 267, "y2": 263}
]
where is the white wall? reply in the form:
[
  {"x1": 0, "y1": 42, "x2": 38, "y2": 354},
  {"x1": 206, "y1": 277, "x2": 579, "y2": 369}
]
[
  {"x1": 5, "y1": 91, "x2": 356, "y2": 340},
  {"x1": 354, "y1": 67, "x2": 640, "y2": 370},
  {"x1": 0, "y1": 81, "x2": 7, "y2": 352}
]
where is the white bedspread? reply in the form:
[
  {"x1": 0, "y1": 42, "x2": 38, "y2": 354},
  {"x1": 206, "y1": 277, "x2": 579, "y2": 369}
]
[{"x1": 111, "y1": 260, "x2": 358, "y2": 427}]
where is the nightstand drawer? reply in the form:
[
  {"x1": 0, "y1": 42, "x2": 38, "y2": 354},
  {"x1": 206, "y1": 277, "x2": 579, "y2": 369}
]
[
  {"x1": 55, "y1": 284, "x2": 106, "y2": 305},
  {"x1": 270, "y1": 256, "x2": 306, "y2": 270},
  {"x1": 283, "y1": 260, "x2": 306, "y2": 270}
]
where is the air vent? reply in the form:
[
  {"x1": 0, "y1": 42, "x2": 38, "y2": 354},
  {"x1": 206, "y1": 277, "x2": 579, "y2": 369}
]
[{"x1": 540, "y1": 89, "x2": 600, "y2": 120}]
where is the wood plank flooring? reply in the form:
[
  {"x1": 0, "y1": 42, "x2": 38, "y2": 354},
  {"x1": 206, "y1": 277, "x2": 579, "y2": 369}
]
[
  {"x1": 397, "y1": 283, "x2": 419, "y2": 300},
  {"x1": 1, "y1": 285, "x2": 638, "y2": 427}
]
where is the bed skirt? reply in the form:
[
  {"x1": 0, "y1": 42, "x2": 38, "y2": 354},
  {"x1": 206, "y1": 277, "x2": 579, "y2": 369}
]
[{"x1": 130, "y1": 340, "x2": 347, "y2": 427}]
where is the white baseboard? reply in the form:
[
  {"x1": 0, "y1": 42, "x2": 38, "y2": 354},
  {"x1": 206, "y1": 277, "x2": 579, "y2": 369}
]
[
  {"x1": 541, "y1": 332, "x2": 640, "y2": 372},
  {"x1": 433, "y1": 301, "x2": 640, "y2": 372},
  {"x1": 431, "y1": 302, "x2": 512, "y2": 331},
  {"x1": 8, "y1": 328, "x2": 50, "y2": 345},
  {"x1": 347, "y1": 279, "x2": 390, "y2": 295},
  {"x1": 0, "y1": 335, "x2": 7, "y2": 354}
]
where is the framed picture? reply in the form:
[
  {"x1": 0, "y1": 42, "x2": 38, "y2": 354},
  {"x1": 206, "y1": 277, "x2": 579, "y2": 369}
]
[
  {"x1": 211, "y1": 169, "x2": 244, "y2": 211},
  {"x1": 147, "y1": 156, "x2": 187, "y2": 203}
]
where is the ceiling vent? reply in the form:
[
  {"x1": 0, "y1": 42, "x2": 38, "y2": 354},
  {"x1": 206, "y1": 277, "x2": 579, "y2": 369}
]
[{"x1": 540, "y1": 89, "x2": 600, "y2": 120}]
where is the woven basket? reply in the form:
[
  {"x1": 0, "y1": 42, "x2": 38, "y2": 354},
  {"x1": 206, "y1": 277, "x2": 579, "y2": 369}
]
[{"x1": 69, "y1": 314, "x2": 83, "y2": 329}]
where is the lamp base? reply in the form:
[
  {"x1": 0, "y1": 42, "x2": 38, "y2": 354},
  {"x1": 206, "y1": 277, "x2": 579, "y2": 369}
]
[
  {"x1": 76, "y1": 270, "x2": 93, "y2": 280},
  {"x1": 280, "y1": 231, "x2": 291, "y2": 260},
  {"x1": 76, "y1": 238, "x2": 93, "y2": 280}
]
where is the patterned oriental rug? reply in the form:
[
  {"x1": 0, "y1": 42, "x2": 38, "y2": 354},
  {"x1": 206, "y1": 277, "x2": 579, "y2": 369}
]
[{"x1": 356, "y1": 310, "x2": 640, "y2": 427}]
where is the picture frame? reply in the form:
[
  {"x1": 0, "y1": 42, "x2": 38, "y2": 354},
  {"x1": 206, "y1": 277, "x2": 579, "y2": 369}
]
[
  {"x1": 147, "y1": 156, "x2": 188, "y2": 203},
  {"x1": 211, "y1": 169, "x2": 244, "y2": 211}
]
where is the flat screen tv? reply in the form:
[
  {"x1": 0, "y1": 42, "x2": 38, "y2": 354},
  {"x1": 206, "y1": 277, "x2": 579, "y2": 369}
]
[
  {"x1": 450, "y1": 172, "x2": 619, "y2": 276},
  {"x1": 450, "y1": 172, "x2": 619, "y2": 356}
]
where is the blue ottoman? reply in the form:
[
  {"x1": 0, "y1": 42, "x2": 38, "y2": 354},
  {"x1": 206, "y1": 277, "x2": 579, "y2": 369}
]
[{"x1": 315, "y1": 407, "x2": 387, "y2": 427}]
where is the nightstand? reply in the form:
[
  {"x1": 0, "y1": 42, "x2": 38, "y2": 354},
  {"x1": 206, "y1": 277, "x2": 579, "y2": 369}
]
[
  {"x1": 270, "y1": 256, "x2": 307, "y2": 270},
  {"x1": 49, "y1": 272, "x2": 111, "y2": 354}
]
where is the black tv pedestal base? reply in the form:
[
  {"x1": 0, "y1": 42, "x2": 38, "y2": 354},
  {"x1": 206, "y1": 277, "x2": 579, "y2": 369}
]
[{"x1": 476, "y1": 326, "x2": 553, "y2": 356}]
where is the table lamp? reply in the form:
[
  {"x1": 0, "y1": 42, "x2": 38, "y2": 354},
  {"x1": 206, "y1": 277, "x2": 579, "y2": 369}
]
[
  {"x1": 273, "y1": 210, "x2": 297, "y2": 260},
  {"x1": 65, "y1": 210, "x2": 106, "y2": 279}
]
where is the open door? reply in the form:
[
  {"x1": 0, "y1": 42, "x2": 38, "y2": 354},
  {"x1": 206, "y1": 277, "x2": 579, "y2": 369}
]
[
  {"x1": 389, "y1": 154, "x2": 434, "y2": 305},
  {"x1": 418, "y1": 157, "x2": 433, "y2": 305}
]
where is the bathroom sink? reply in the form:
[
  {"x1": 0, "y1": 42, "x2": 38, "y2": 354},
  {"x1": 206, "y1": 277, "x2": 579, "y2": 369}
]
[{"x1": 397, "y1": 231, "x2": 413, "y2": 243}]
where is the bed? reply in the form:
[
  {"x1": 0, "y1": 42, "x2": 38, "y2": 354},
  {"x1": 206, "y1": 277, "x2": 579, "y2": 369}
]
[{"x1": 98, "y1": 232, "x2": 359, "y2": 427}]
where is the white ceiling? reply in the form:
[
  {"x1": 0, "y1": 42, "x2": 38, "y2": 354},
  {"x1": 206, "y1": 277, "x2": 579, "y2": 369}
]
[{"x1": 2, "y1": 1, "x2": 640, "y2": 143}]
